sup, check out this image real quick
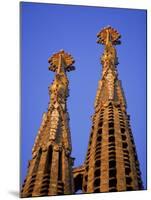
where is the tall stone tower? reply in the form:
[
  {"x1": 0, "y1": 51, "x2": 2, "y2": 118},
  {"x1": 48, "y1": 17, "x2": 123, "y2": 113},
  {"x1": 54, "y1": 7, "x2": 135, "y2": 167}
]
[
  {"x1": 80, "y1": 26, "x2": 143, "y2": 193},
  {"x1": 21, "y1": 50, "x2": 75, "y2": 197}
]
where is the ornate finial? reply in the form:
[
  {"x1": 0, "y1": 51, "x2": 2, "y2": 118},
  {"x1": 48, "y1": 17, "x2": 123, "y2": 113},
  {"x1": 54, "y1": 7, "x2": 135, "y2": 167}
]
[
  {"x1": 48, "y1": 50, "x2": 75, "y2": 73},
  {"x1": 97, "y1": 26, "x2": 121, "y2": 45}
]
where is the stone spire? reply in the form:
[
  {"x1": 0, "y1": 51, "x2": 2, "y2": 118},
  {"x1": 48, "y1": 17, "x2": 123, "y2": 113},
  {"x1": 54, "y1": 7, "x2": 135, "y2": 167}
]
[
  {"x1": 21, "y1": 50, "x2": 75, "y2": 197},
  {"x1": 80, "y1": 26, "x2": 143, "y2": 193},
  {"x1": 95, "y1": 26, "x2": 126, "y2": 109}
]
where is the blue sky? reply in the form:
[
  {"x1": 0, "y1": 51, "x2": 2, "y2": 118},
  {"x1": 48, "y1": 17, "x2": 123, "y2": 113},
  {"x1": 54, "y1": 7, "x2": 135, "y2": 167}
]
[{"x1": 21, "y1": 2, "x2": 147, "y2": 189}]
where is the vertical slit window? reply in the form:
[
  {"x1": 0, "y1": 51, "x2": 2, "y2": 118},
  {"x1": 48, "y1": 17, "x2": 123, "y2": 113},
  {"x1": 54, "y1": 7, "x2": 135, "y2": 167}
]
[
  {"x1": 44, "y1": 146, "x2": 52, "y2": 174},
  {"x1": 58, "y1": 151, "x2": 62, "y2": 180}
]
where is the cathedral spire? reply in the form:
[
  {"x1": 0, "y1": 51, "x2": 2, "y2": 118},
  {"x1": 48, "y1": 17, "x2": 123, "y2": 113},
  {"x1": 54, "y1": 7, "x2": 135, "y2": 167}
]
[
  {"x1": 21, "y1": 50, "x2": 75, "y2": 197},
  {"x1": 80, "y1": 26, "x2": 143, "y2": 194}
]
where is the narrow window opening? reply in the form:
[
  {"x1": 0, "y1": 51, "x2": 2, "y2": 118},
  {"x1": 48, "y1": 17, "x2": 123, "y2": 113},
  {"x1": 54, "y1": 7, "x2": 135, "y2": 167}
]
[
  {"x1": 120, "y1": 123, "x2": 125, "y2": 127},
  {"x1": 108, "y1": 112, "x2": 113, "y2": 116},
  {"x1": 109, "y1": 155, "x2": 116, "y2": 160},
  {"x1": 109, "y1": 123, "x2": 114, "y2": 128},
  {"x1": 96, "y1": 146, "x2": 101, "y2": 151},
  {"x1": 95, "y1": 160, "x2": 101, "y2": 168},
  {"x1": 96, "y1": 142, "x2": 101, "y2": 148},
  {"x1": 109, "y1": 143, "x2": 115, "y2": 147},
  {"x1": 124, "y1": 158, "x2": 129, "y2": 163},
  {"x1": 109, "y1": 129, "x2": 114, "y2": 135},
  {"x1": 109, "y1": 152, "x2": 116, "y2": 157},
  {"x1": 125, "y1": 168, "x2": 131, "y2": 175},
  {"x1": 99, "y1": 122, "x2": 103, "y2": 127},
  {"x1": 95, "y1": 147, "x2": 101, "y2": 153},
  {"x1": 123, "y1": 149, "x2": 129, "y2": 154},
  {"x1": 98, "y1": 129, "x2": 102, "y2": 135},
  {"x1": 122, "y1": 135, "x2": 126, "y2": 140},
  {"x1": 121, "y1": 128, "x2": 125, "y2": 133},
  {"x1": 122, "y1": 142, "x2": 128, "y2": 148},
  {"x1": 125, "y1": 163, "x2": 130, "y2": 168},
  {"x1": 95, "y1": 154, "x2": 101, "y2": 160},
  {"x1": 109, "y1": 169, "x2": 116, "y2": 177},
  {"x1": 30, "y1": 179, "x2": 35, "y2": 184},
  {"x1": 28, "y1": 188, "x2": 34, "y2": 193},
  {"x1": 95, "y1": 169, "x2": 101, "y2": 177},
  {"x1": 109, "y1": 136, "x2": 115, "y2": 142},
  {"x1": 108, "y1": 110, "x2": 113, "y2": 114},
  {"x1": 109, "y1": 160, "x2": 116, "y2": 168},
  {"x1": 58, "y1": 151, "x2": 62, "y2": 180},
  {"x1": 45, "y1": 146, "x2": 52, "y2": 174},
  {"x1": 86, "y1": 166, "x2": 89, "y2": 171},
  {"x1": 109, "y1": 147, "x2": 115, "y2": 151},
  {"x1": 99, "y1": 118, "x2": 103, "y2": 122},
  {"x1": 97, "y1": 136, "x2": 102, "y2": 142},
  {"x1": 109, "y1": 179, "x2": 117, "y2": 187},
  {"x1": 123, "y1": 154, "x2": 129, "y2": 159},
  {"x1": 32, "y1": 174, "x2": 36, "y2": 178},
  {"x1": 42, "y1": 180, "x2": 49, "y2": 184},
  {"x1": 119, "y1": 117, "x2": 123, "y2": 121},
  {"x1": 94, "y1": 178, "x2": 100, "y2": 187},
  {"x1": 109, "y1": 120, "x2": 114, "y2": 123},
  {"x1": 95, "y1": 149, "x2": 101, "y2": 155}
]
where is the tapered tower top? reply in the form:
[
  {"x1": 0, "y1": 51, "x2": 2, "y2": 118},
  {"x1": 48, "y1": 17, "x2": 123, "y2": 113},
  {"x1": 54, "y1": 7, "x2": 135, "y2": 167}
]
[
  {"x1": 94, "y1": 26, "x2": 127, "y2": 108},
  {"x1": 97, "y1": 26, "x2": 121, "y2": 45},
  {"x1": 48, "y1": 49, "x2": 75, "y2": 73}
]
